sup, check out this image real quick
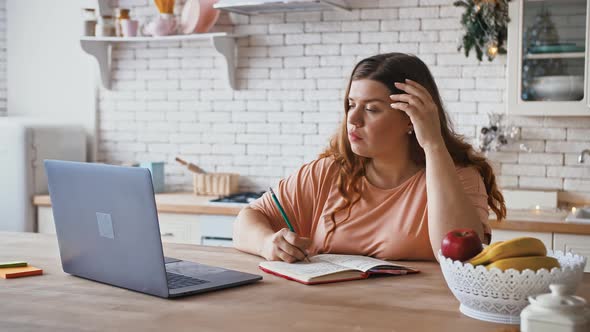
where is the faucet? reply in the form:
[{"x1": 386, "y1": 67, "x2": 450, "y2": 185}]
[{"x1": 579, "y1": 149, "x2": 590, "y2": 163}]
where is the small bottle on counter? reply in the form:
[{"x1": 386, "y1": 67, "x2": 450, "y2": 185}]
[
  {"x1": 81, "y1": 8, "x2": 97, "y2": 36},
  {"x1": 95, "y1": 15, "x2": 116, "y2": 37},
  {"x1": 115, "y1": 8, "x2": 130, "y2": 37}
]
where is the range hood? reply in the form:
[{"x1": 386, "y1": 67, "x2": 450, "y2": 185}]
[{"x1": 213, "y1": 0, "x2": 351, "y2": 15}]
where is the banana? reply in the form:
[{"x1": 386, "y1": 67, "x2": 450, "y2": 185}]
[
  {"x1": 469, "y1": 237, "x2": 547, "y2": 266},
  {"x1": 468, "y1": 241, "x2": 503, "y2": 265},
  {"x1": 485, "y1": 256, "x2": 560, "y2": 272}
]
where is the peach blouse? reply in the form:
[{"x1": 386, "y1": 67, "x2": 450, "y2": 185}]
[{"x1": 249, "y1": 157, "x2": 491, "y2": 261}]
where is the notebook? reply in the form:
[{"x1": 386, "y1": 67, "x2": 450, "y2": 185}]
[
  {"x1": 0, "y1": 266, "x2": 43, "y2": 279},
  {"x1": 258, "y1": 254, "x2": 419, "y2": 285}
]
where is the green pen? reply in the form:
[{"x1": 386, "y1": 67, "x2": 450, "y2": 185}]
[
  {"x1": 268, "y1": 187, "x2": 295, "y2": 232},
  {"x1": 268, "y1": 187, "x2": 310, "y2": 263}
]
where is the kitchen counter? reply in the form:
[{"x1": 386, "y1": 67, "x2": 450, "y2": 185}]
[
  {"x1": 33, "y1": 193, "x2": 590, "y2": 235},
  {"x1": 33, "y1": 192, "x2": 244, "y2": 216},
  {"x1": 3, "y1": 231, "x2": 586, "y2": 331},
  {"x1": 491, "y1": 209, "x2": 590, "y2": 235}
]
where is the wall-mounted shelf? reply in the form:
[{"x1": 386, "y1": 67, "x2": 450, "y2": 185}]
[{"x1": 80, "y1": 32, "x2": 237, "y2": 89}]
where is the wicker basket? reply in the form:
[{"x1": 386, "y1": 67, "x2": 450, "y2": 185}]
[{"x1": 193, "y1": 173, "x2": 239, "y2": 196}]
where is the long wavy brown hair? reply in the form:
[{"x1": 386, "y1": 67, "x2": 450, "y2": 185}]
[{"x1": 319, "y1": 53, "x2": 506, "y2": 229}]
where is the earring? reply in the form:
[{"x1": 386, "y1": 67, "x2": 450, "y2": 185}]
[{"x1": 408, "y1": 128, "x2": 414, "y2": 135}]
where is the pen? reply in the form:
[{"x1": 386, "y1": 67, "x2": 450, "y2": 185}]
[
  {"x1": 268, "y1": 187, "x2": 294, "y2": 232},
  {"x1": 268, "y1": 187, "x2": 310, "y2": 262}
]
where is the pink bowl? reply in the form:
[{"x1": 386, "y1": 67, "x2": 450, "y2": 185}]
[{"x1": 195, "y1": 0, "x2": 220, "y2": 33}]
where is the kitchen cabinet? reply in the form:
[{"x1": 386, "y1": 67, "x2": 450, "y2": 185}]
[
  {"x1": 554, "y1": 233, "x2": 590, "y2": 272},
  {"x1": 507, "y1": 0, "x2": 590, "y2": 115},
  {"x1": 37, "y1": 206, "x2": 235, "y2": 248}
]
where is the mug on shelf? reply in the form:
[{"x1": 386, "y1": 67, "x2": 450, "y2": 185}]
[
  {"x1": 121, "y1": 19, "x2": 139, "y2": 37},
  {"x1": 142, "y1": 13, "x2": 177, "y2": 36}
]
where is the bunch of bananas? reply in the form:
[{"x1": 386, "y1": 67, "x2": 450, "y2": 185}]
[{"x1": 468, "y1": 237, "x2": 561, "y2": 272}]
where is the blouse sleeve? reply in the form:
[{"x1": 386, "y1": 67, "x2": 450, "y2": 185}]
[
  {"x1": 249, "y1": 158, "x2": 334, "y2": 237},
  {"x1": 456, "y1": 167, "x2": 492, "y2": 244}
]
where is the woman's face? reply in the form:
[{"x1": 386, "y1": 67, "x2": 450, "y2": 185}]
[{"x1": 347, "y1": 79, "x2": 412, "y2": 159}]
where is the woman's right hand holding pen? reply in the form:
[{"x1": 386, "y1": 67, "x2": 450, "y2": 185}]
[{"x1": 260, "y1": 228, "x2": 311, "y2": 263}]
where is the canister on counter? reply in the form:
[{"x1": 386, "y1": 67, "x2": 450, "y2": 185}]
[{"x1": 521, "y1": 283, "x2": 590, "y2": 332}]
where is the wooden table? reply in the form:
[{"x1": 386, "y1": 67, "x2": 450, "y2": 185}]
[{"x1": 1, "y1": 232, "x2": 588, "y2": 332}]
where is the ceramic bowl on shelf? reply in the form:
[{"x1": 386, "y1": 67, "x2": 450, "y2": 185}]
[
  {"x1": 195, "y1": 0, "x2": 220, "y2": 33},
  {"x1": 530, "y1": 75, "x2": 584, "y2": 101},
  {"x1": 438, "y1": 250, "x2": 586, "y2": 325},
  {"x1": 180, "y1": 0, "x2": 220, "y2": 34}
]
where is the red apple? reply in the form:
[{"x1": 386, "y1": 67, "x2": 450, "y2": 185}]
[{"x1": 441, "y1": 228, "x2": 483, "y2": 261}]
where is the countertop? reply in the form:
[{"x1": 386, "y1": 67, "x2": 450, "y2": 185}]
[
  {"x1": 33, "y1": 193, "x2": 590, "y2": 235},
  {"x1": 4, "y1": 231, "x2": 584, "y2": 331},
  {"x1": 33, "y1": 192, "x2": 243, "y2": 216}
]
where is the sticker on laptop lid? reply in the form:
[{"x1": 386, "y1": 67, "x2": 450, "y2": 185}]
[{"x1": 96, "y1": 212, "x2": 115, "y2": 239}]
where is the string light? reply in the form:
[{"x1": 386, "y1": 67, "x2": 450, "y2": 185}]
[{"x1": 487, "y1": 42, "x2": 499, "y2": 58}]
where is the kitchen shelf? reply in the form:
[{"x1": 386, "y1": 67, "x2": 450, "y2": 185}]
[
  {"x1": 80, "y1": 32, "x2": 237, "y2": 89},
  {"x1": 524, "y1": 52, "x2": 586, "y2": 60}
]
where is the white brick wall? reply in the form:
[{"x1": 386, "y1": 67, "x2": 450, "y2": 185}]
[
  {"x1": 93, "y1": 0, "x2": 590, "y2": 195},
  {"x1": 0, "y1": 0, "x2": 6, "y2": 115}
]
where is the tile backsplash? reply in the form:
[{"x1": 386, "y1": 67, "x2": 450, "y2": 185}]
[
  {"x1": 7, "y1": 0, "x2": 590, "y2": 196},
  {"x1": 98, "y1": 0, "x2": 590, "y2": 195}
]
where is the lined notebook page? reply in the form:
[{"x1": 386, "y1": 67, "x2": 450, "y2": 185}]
[
  {"x1": 260, "y1": 258, "x2": 352, "y2": 279},
  {"x1": 315, "y1": 254, "x2": 401, "y2": 272}
]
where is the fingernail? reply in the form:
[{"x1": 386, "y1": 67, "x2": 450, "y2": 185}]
[{"x1": 394, "y1": 82, "x2": 402, "y2": 86}]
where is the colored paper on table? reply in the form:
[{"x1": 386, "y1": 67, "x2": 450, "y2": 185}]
[
  {"x1": 0, "y1": 266, "x2": 43, "y2": 279},
  {"x1": 0, "y1": 261, "x2": 28, "y2": 268}
]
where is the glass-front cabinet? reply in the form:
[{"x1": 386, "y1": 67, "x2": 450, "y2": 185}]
[{"x1": 507, "y1": 0, "x2": 590, "y2": 115}]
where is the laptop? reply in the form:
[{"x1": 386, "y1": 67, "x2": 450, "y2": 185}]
[{"x1": 44, "y1": 160, "x2": 262, "y2": 298}]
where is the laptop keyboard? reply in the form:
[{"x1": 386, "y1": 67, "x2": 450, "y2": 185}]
[{"x1": 166, "y1": 272, "x2": 209, "y2": 289}]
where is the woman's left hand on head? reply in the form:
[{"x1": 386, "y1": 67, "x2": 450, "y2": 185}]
[{"x1": 390, "y1": 79, "x2": 445, "y2": 152}]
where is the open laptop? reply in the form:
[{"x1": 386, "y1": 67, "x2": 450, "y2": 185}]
[{"x1": 44, "y1": 160, "x2": 262, "y2": 298}]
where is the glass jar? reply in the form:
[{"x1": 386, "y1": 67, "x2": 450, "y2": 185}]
[
  {"x1": 81, "y1": 8, "x2": 97, "y2": 37},
  {"x1": 116, "y1": 8, "x2": 130, "y2": 37},
  {"x1": 95, "y1": 15, "x2": 116, "y2": 37}
]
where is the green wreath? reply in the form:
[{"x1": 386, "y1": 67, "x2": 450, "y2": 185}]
[{"x1": 454, "y1": 0, "x2": 512, "y2": 61}]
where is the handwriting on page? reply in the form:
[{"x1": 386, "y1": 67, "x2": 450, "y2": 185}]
[
  {"x1": 316, "y1": 254, "x2": 399, "y2": 272},
  {"x1": 265, "y1": 259, "x2": 351, "y2": 278}
]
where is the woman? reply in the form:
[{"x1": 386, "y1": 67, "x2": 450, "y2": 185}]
[{"x1": 233, "y1": 53, "x2": 506, "y2": 263}]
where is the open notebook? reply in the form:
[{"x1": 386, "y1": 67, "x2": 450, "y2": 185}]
[{"x1": 259, "y1": 254, "x2": 419, "y2": 285}]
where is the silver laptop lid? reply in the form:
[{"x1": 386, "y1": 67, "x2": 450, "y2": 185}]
[{"x1": 45, "y1": 160, "x2": 169, "y2": 298}]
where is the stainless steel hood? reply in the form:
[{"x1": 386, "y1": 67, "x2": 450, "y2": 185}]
[{"x1": 213, "y1": 0, "x2": 351, "y2": 15}]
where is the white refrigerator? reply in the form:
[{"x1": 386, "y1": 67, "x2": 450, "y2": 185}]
[{"x1": 0, "y1": 117, "x2": 87, "y2": 232}]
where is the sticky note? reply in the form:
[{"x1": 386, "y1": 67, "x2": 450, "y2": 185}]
[
  {"x1": 0, "y1": 261, "x2": 28, "y2": 268},
  {"x1": 0, "y1": 266, "x2": 43, "y2": 279}
]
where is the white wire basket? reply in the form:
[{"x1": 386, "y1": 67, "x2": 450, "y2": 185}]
[{"x1": 438, "y1": 250, "x2": 587, "y2": 325}]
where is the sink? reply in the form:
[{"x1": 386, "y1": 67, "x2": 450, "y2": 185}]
[{"x1": 565, "y1": 207, "x2": 590, "y2": 223}]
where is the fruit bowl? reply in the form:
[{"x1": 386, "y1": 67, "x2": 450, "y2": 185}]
[{"x1": 438, "y1": 250, "x2": 586, "y2": 325}]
